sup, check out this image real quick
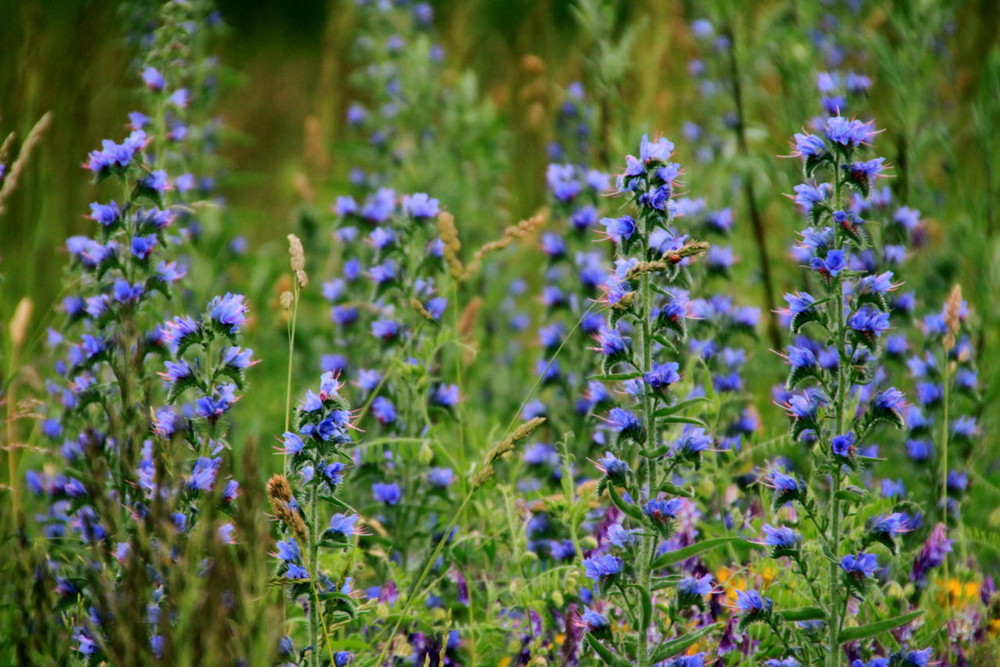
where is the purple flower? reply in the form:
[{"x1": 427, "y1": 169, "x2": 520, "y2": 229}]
[
  {"x1": 910, "y1": 523, "x2": 952, "y2": 588},
  {"x1": 142, "y1": 67, "x2": 165, "y2": 90}
]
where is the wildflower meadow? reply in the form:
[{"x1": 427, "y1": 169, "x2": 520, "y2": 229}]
[{"x1": 3, "y1": 0, "x2": 1000, "y2": 665}]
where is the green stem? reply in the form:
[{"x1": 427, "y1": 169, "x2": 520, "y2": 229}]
[
  {"x1": 284, "y1": 283, "x2": 299, "y2": 476},
  {"x1": 636, "y1": 214, "x2": 656, "y2": 667},
  {"x1": 307, "y1": 479, "x2": 320, "y2": 667},
  {"x1": 828, "y1": 156, "x2": 847, "y2": 667}
]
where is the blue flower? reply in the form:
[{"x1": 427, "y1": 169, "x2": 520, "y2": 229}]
[
  {"x1": 794, "y1": 132, "x2": 826, "y2": 157},
  {"x1": 848, "y1": 307, "x2": 890, "y2": 337},
  {"x1": 546, "y1": 163, "x2": 582, "y2": 202},
  {"x1": 735, "y1": 589, "x2": 772, "y2": 614},
  {"x1": 372, "y1": 482, "x2": 401, "y2": 505},
  {"x1": 600, "y1": 215, "x2": 636, "y2": 244},
  {"x1": 580, "y1": 607, "x2": 609, "y2": 631},
  {"x1": 582, "y1": 554, "x2": 622, "y2": 582},
  {"x1": 840, "y1": 552, "x2": 878, "y2": 579},
  {"x1": 427, "y1": 467, "x2": 455, "y2": 488},
  {"x1": 595, "y1": 451, "x2": 630, "y2": 481},
  {"x1": 677, "y1": 574, "x2": 714, "y2": 598},
  {"x1": 208, "y1": 293, "x2": 248, "y2": 334},
  {"x1": 810, "y1": 249, "x2": 847, "y2": 277},
  {"x1": 372, "y1": 396, "x2": 396, "y2": 424},
  {"x1": 900, "y1": 648, "x2": 932, "y2": 666},
  {"x1": 867, "y1": 513, "x2": 911, "y2": 538},
  {"x1": 831, "y1": 432, "x2": 856, "y2": 458},
  {"x1": 430, "y1": 383, "x2": 459, "y2": 408},
  {"x1": 606, "y1": 407, "x2": 642, "y2": 438},
  {"x1": 89, "y1": 201, "x2": 121, "y2": 226},
  {"x1": 329, "y1": 513, "x2": 359, "y2": 535},
  {"x1": 824, "y1": 116, "x2": 876, "y2": 147},
  {"x1": 671, "y1": 427, "x2": 712, "y2": 458},
  {"x1": 402, "y1": 192, "x2": 440, "y2": 219},
  {"x1": 762, "y1": 524, "x2": 800, "y2": 551},
  {"x1": 188, "y1": 457, "x2": 220, "y2": 492},
  {"x1": 784, "y1": 291, "x2": 817, "y2": 315},
  {"x1": 872, "y1": 387, "x2": 906, "y2": 413},
  {"x1": 644, "y1": 361, "x2": 680, "y2": 389},
  {"x1": 643, "y1": 497, "x2": 682, "y2": 524}
]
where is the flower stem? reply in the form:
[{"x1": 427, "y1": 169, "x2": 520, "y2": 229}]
[
  {"x1": 828, "y1": 156, "x2": 847, "y2": 667},
  {"x1": 636, "y1": 215, "x2": 656, "y2": 667}
]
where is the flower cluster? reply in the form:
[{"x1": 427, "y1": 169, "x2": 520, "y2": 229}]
[
  {"x1": 749, "y1": 114, "x2": 934, "y2": 665},
  {"x1": 577, "y1": 135, "x2": 728, "y2": 667}
]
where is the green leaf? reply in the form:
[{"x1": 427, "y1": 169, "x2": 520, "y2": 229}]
[
  {"x1": 650, "y1": 537, "x2": 760, "y2": 570},
  {"x1": 628, "y1": 583, "x2": 653, "y2": 631},
  {"x1": 658, "y1": 480, "x2": 694, "y2": 498},
  {"x1": 607, "y1": 483, "x2": 644, "y2": 521},
  {"x1": 585, "y1": 634, "x2": 630, "y2": 667},
  {"x1": 835, "y1": 488, "x2": 866, "y2": 503},
  {"x1": 653, "y1": 396, "x2": 712, "y2": 417},
  {"x1": 649, "y1": 623, "x2": 719, "y2": 663},
  {"x1": 587, "y1": 371, "x2": 643, "y2": 381},
  {"x1": 656, "y1": 415, "x2": 707, "y2": 427},
  {"x1": 837, "y1": 610, "x2": 923, "y2": 643},
  {"x1": 776, "y1": 606, "x2": 826, "y2": 622}
]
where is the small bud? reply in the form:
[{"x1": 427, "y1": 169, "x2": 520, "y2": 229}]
[
  {"x1": 418, "y1": 441, "x2": 434, "y2": 465},
  {"x1": 551, "y1": 590, "x2": 564, "y2": 607},
  {"x1": 886, "y1": 580, "x2": 905, "y2": 601},
  {"x1": 280, "y1": 291, "x2": 293, "y2": 310}
]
